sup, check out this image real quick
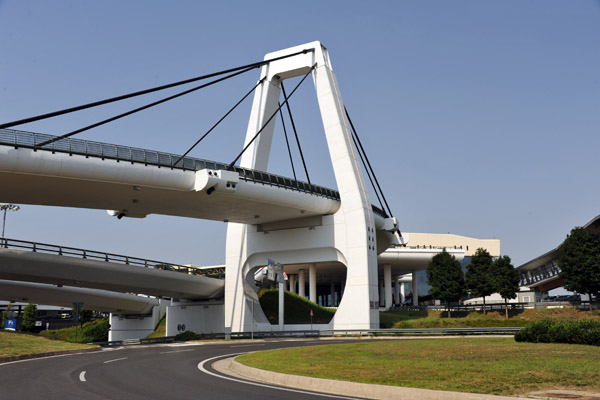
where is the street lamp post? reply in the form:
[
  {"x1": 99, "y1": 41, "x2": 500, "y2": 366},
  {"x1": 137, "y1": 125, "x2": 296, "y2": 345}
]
[{"x1": 1, "y1": 204, "x2": 20, "y2": 240}]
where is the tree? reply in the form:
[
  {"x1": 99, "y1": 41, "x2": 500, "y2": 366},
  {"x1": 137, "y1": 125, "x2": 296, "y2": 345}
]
[
  {"x1": 558, "y1": 227, "x2": 600, "y2": 311},
  {"x1": 426, "y1": 249, "x2": 466, "y2": 318},
  {"x1": 494, "y1": 255, "x2": 520, "y2": 319},
  {"x1": 466, "y1": 248, "x2": 495, "y2": 314},
  {"x1": 21, "y1": 303, "x2": 37, "y2": 332},
  {"x1": 1, "y1": 304, "x2": 12, "y2": 329},
  {"x1": 79, "y1": 309, "x2": 94, "y2": 327}
]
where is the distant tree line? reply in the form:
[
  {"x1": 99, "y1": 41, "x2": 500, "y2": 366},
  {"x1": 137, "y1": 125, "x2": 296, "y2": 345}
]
[
  {"x1": 426, "y1": 248, "x2": 519, "y2": 318},
  {"x1": 427, "y1": 224, "x2": 600, "y2": 317}
]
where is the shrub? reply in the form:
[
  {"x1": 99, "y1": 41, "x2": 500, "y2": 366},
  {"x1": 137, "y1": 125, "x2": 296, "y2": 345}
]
[
  {"x1": 79, "y1": 318, "x2": 109, "y2": 342},
  {"x1": 175, "y1": 330, "x2": 206, "y2": 341},
  {"x1": 40, "y1": 318, "x2": 109, "y2": 343},
  {"x1": 21, "y1": 304, "x2": 37, "y2": 332},
  {"x1": 515, "y1": 319, "x2": 600, "y2": 346}
]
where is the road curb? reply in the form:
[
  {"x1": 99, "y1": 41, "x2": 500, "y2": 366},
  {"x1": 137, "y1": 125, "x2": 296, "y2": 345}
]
[
  {"x1": 221, "y1": 357, "x2": 531, "y2": 400},
  {"x1": 0, "y1": 347, "x2": 101, "y2": 364}
]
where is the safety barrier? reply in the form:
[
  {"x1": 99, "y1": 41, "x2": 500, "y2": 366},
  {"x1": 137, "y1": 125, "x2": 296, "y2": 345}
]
[{"x1": 0, "y1": 237, "x2": 207, "y2": 277}]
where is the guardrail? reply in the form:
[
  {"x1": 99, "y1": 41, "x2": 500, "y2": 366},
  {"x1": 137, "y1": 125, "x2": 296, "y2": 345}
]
[
  {"x1": 91, "y1": 336, "x2": 177, "y2": 347},
  {"x1": 0, "y1": 237, "x2": 213, "y2": 277},
  {"x1": 92, "y1": 327, "x2": 520, "y2": 346},
  {"x1": 227, "y1": 327, "x2": 521, "y2": 339}
]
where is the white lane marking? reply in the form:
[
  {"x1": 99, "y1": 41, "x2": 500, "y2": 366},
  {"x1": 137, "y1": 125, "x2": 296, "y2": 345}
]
[
  {"x1": 198, "y1": 354, "x2": 360, "y2": 399},
  {"x1": 229, "y1": 344, "x2": 265, "y2": 348},
  {"x1": 103, "y1": 357, "x2": 128, "y2": 364},
  {"x1": 159, "y1": 349, "x2": 197, "y2": 354},
  {"x1": 79, "y1": 371, "x2": 87, "y2": 382}
]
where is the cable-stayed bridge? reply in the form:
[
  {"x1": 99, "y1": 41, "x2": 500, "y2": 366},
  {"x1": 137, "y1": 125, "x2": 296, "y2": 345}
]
[{"x1": 0, "y1": 41, "x2": 407, "y2": 338}]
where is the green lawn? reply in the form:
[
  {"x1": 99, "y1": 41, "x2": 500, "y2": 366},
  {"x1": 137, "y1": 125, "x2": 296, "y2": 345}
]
[
  {"x1": 237, "y1": 338, "x2": 600, "y2": 396},
  {"x1": 0, "y1": 330, "x2": 96, "y2": 358}
]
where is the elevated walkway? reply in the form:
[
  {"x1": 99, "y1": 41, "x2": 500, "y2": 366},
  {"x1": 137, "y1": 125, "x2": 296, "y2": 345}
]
[
  {"x1": 0, "y1": 129, "x2": 390, "y2": 228},
  {"x1": 517, "y1": 215, "x2": 600, "y2": 292},
  {"x1": 0, "y1": 279, "x2": 158, "y2": 314},
  {"x1": 0, "y1": 238, "x2": 224, "y2": 300}
]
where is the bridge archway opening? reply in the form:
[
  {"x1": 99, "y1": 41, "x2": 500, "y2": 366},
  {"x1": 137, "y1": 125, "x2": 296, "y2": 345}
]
[{"x1": 245, "y1": 261, "x2": 346, "y2": 326}]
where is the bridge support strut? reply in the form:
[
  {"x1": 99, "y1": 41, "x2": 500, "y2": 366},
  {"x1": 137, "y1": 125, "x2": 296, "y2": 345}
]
[{"x1": 224, "y1": 41, "x2": 380, "y2": 333}]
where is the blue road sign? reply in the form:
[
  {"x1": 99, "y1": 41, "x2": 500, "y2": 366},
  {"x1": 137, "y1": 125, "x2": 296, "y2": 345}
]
[{"x1": 4, "y1": 318, "x2": 16, "y2": 331}]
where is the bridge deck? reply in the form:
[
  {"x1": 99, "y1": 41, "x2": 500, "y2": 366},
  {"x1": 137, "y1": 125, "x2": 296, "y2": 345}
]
[
  {"x1": 0, "y1": 279, "x2": 159, "y2": 314},
  {"x1": 0, "y1": 129, "x2": 388, "y2": 226},
  {"x1": 0, "y1": 238, "x2": 224, "y2": 300}
]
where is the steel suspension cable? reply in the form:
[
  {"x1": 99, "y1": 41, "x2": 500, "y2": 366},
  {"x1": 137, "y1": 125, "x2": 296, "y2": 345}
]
[
  {"x1": 345, "y1": 106, "x2": 400, "y2": 235},
  {"x1": 36, "y1": 66, "x2": 256, "y2": 148},
  {"x1": 0, "y1": 49, "x2": 314, "y2": 130},
  {"x1": 350, "y1": 132, "x2": 385, "y2": 212},
  {"x1": 278, "y1": 103, "x2": 297, "y2": 180},
  {"x1": 174, "y1": 77, "x2": 266, "y2": 167},
  {"x1": 227, "y1": 64, "x2": 316, "y2": 171},
  {"x1": 280, "y1": 82, "x2": 311, "y2": 185}
]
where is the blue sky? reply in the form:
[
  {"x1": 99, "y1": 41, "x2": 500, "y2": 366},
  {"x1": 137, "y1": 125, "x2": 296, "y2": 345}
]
[{"x1": 1, "y1": 0, "x2": 599, "y2": 274}]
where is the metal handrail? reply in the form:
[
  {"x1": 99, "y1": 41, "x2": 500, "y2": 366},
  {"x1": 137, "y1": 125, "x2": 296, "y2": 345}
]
[
  {"x1": 519, "y1": 260, "x2": 561, "y2": 286},
  {"x1": 0, "y1": 128, "x2": 389, "y2": 218},
  {"x1": 0, "y1": 237, "x2": 213, "y2": 277},
  {"x1": 0, "y1": 128, "x2": 339, "y2": 199}
]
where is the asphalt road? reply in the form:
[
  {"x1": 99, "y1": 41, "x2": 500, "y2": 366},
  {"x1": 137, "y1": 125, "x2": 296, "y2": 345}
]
[{"x1": 0, "y1": 339, "x2": 368, "y2": 400}]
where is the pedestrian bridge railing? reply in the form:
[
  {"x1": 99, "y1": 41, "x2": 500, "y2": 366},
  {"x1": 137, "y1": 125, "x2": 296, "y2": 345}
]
[
  {"x1": 0, "y1": 237, "x2": 216, "y2": 277},
  {"x1": 0, "y1": 128, "x2": 389, "y2": 218}
]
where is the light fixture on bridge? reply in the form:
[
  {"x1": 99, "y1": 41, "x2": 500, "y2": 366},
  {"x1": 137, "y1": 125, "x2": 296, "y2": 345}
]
[{"x1": 1, "y1": 203, "x2": 20, "y2": 240}]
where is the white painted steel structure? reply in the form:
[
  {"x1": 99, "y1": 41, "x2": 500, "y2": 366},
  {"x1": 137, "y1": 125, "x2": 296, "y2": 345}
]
[{"x1": 224, "y1": 42, "x2": 399, "y2": 334}]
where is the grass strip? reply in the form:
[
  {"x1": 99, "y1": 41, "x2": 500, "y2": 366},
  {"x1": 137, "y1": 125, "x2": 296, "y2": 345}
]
[
  {"x1": 0, "y1": 331, "x2": 96, "y2": 358},
  {"x1": 380, "y1": 308, "x2": 600, "y2": 329},
  {"x1": 148, "y1": 316, "x2": 166, "y2": 338},
  {"x1": 237, "y1": 338, "x2": 600, "y2": 396}
]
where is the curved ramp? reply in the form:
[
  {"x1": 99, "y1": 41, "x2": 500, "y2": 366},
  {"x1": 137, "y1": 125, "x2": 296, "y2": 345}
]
[
  {"x1": 0, "y1": 248, "x2": 224, "y2": 300},
  {"x1": 0, "y1": 279, "x2": 158, "y2": 314}
]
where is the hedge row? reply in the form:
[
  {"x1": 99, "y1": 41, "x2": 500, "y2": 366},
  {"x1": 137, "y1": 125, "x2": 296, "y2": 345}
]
[{"x1": 515, "y1": 319, "x2": 600, "y2": 346}]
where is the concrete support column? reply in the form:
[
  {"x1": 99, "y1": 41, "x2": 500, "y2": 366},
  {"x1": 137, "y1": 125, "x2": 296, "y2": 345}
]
[
  {"x1": 298, "y1": 270, "x2": 306, "y2": 298},
  {"x1": 394, "y1": 275, "x2": 400, "y2": 306},
  {"x1": 412, "y1": 270, "x2": 418, "y2": 306},
  {"x1": 289, "y1": 274, "x2": 297, "y2": 294},
  {"x1": 379, "y1": 279, "x2": 384, "y2": 307},
  {"x1": 400, "y1": 280, "x2": 406, "y2": 304},
  {"x1": 309, "y1": 264, "x2": 317, "y2": 303},
  {"x1": 384, "y1": 264, "x2": 392, "y2": 310}
]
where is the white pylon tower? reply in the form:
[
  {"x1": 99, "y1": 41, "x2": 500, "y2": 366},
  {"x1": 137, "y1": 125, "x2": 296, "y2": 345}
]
[{"x1": 224, "y1": 41, "x2": 386, "y2": 334}]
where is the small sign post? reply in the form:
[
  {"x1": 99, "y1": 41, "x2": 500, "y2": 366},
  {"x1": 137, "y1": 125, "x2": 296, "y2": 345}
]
[
  {"x1": 277, "y1": 263, "x2": 284, "y2": 331},
  {"x1": 310, "y1": 309, "x2": 314, "y2": 332}
]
